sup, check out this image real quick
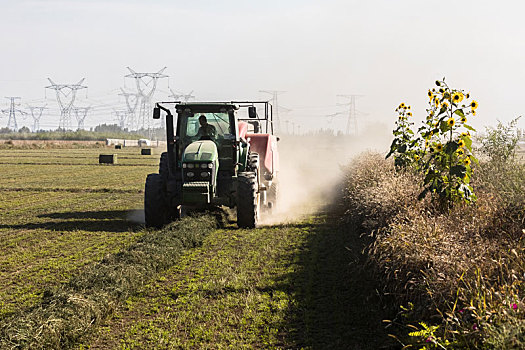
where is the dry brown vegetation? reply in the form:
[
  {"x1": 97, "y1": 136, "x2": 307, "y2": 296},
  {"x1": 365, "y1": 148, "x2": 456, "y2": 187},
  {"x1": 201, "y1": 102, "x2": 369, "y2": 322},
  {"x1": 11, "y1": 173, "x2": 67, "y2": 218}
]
[{"x1": 342, "y1": 152, "x2": 524, "y2": 348}]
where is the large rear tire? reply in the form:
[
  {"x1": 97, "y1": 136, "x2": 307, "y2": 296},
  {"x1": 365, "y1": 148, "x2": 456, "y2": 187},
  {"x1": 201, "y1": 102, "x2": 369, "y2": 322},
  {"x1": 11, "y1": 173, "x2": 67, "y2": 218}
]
[
  {"x1": 144, "y1": 173, "x2": 170, "y2": 228},
  {"x1": 236, "y1": 172, "x2": 260, "y2": 228}
]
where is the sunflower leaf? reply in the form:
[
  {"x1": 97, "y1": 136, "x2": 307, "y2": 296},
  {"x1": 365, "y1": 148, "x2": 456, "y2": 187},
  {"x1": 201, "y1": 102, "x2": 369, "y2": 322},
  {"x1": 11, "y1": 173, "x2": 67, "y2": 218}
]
[
  {"x1": 463, "y1": 137, "x2": 472, "y2": 150},
  {"x1": 454, "y1": 109, "x2": 465, "y2": 117},
  {"x1": 440, "y1": 121, "x2": 450, "y2": 133}
]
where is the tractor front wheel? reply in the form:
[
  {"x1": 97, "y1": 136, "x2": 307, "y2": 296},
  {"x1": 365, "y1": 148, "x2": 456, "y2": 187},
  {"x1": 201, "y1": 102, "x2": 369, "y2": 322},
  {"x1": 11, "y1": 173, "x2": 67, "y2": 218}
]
[
  {"x1": 236, "y1": 172, "x2": 260, "y2": 228},
  {"x1": 144, "y1": 173, "x2": 170, "y2": 228}
]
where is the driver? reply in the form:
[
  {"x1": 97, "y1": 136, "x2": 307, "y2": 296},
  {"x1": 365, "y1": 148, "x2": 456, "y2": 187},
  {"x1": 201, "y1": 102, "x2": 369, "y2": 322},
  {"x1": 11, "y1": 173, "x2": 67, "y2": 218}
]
[{"x1": 196, "y1": 115, "x2": 217, "y2": 140}]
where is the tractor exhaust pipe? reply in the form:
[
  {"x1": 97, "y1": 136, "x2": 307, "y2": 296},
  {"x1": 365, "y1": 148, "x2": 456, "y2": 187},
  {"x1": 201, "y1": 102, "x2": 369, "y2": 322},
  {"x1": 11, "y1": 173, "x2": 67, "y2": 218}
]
[{"x1": 154, "y1": 104, "x2": 176, "y2": 177}]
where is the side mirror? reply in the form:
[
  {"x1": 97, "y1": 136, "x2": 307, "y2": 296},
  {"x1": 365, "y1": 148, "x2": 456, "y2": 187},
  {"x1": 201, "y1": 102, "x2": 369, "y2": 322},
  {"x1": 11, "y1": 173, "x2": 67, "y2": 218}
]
[
  {"x1": 248, "y1": 106, "x2": 257, "y2": 118},
  {"x1": 153, "y1": 107, "x2": 161, "y2": 119}
]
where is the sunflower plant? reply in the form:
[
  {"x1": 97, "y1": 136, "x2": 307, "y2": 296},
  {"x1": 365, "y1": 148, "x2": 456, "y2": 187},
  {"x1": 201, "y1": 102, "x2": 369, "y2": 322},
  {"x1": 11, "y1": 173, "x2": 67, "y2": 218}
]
[
  {"x1": 386, "y1": 103, "x2": 423, "y2": 170},
  {"x1": 417, "y1": 78, "x2": 479, "y2": 205}
]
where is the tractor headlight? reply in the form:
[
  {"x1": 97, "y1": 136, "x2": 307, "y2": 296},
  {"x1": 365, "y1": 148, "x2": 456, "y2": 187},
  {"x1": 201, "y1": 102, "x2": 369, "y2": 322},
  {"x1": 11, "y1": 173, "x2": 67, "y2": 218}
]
[
  {"x1": 187, "y1": 172, "x2": 195, "y2": 177},
  {"x1": 200, "y1": 171, "x2": 210, "y2": 178},
  {"x1": 182, "y1": 163, "x2": 187, "y2": 168},
  {"x1": 208, "y1": 163, "x2": 213, "y2": 169},
  {"x1": 200, "y1": 163, "x2": 208, "y2": 169},
  {"x1": 187, "y1": 163, "x2": 194, "y2": 169}
]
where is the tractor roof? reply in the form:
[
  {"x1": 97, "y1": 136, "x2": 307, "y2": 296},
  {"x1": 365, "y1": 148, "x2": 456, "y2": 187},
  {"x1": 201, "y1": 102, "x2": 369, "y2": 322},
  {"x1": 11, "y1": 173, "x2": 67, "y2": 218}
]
[{"x1": 175, "y1": 102, "x2": 239, "y2": 112}]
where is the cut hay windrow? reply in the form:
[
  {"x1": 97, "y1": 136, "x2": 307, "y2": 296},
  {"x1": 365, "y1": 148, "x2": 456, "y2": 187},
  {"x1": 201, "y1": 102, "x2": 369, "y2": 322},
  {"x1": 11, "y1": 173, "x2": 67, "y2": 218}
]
[{"x1": 0, "y1": 215, "x2": 218, "y2": 350}]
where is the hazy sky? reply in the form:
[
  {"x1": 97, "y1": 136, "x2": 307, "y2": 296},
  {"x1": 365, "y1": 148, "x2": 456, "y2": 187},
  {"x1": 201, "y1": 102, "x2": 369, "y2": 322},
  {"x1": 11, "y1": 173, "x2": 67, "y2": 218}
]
[{"x1": 1, "y1": 0, "x2": 524, "y2": 133}]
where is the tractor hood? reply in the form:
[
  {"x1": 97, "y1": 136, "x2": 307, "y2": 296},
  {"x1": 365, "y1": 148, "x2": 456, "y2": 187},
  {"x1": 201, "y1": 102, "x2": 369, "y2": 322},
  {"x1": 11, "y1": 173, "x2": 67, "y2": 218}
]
[{"x1": 182, "y1": 140, "x2": 218, "y2": 162}]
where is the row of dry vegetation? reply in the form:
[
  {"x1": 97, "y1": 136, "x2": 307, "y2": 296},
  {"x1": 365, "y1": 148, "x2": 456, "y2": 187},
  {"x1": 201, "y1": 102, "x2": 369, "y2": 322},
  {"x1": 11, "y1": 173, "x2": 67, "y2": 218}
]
[{"x1": 342, "y1": 80, "x2": 524, "y2": 349}]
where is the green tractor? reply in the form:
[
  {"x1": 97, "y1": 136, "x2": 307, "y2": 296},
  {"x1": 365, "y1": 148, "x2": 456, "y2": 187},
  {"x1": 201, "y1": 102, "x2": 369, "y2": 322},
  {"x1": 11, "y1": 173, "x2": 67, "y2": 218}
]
[{"x1": 144, "y1": 101, "x2": 279, "y2": 228}]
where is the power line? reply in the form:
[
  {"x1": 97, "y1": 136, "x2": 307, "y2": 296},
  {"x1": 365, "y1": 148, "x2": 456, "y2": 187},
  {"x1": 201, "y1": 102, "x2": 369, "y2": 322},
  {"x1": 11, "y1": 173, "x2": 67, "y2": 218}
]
[
  {"x1": 113, "y1": 109, "x2": 128, "y2": 129},
  {"x1": 45, "y1": 78, "x2": 87, "y2": 130},
  {"x1": 125, "y1": 67, "x2": 168, "y2": 131},
  {"x1": 71, "y1": 106, "x2": 92, "y2": 130},
  {"x1": 169, "y1": 88, "x2": 195, "y2": 102},
  {"x1": 259, "y1": 90, "x2": 286, "y2": 134},
  {"x1": 1, "y1": 97, "x2": 26, "y2": 131},
  {"x1": 118, "y1": 88, "x2": 140, "y2": 129},
  {"x1": 337, "y1": 94, "x2": 364, "y2": 136},
  {"x1": 26, "y1": 104, "x2": 47, "y2": 131}
]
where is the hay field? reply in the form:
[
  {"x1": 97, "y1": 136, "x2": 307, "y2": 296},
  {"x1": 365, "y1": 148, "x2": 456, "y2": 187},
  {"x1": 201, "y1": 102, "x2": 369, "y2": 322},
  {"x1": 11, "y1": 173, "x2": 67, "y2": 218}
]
[{"x1": 0, "y1": 146, "x2": 158, "y2": 317}]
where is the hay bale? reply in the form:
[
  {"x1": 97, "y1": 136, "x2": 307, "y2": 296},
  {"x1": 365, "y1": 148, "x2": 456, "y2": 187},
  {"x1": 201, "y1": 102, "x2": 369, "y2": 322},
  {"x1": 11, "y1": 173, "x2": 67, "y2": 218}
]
[
  {"x1": 114, "y1": 144, "x2": 122, "y2": 150},
  {"x1": 99, "y1": 154, "x2": 117, "y2": 164},
  {"x1": 141, "y1": 148, "x2": 152, "y2": 155}
]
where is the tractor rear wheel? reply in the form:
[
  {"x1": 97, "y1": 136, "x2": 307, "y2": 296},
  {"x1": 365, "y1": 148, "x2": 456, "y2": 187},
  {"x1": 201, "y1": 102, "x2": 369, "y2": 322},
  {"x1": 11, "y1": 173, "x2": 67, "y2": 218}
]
[
  {"x1": 237, "y1": 172, "x2": 260, "y2": 228},
  {"x1": 144, "y1": 173, "x2": 170, "y2": 228},
  {"x1": 248, "y1": 152, "x2": 260, "y2": 173}
]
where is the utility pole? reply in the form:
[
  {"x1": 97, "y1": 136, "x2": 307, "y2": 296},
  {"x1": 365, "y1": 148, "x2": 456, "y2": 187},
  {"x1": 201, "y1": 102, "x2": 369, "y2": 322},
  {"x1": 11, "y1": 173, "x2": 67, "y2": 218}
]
[
  {"x1": 1, "y1": 97, "x2": 25, "y2": 131},
  {"x1": 169, "y1": 88, "x2": 195, "y2": 102},
  {"x1": 260, "y1": 90, "x2": 286, "y2": 134},
  {"x1": 125, "y1": 67, "x2": 168, "y2": 132},
  {"x1": 337, "y1": 94, "x2": 364, "y2": 136},
  {"x1": 45, "y1": 78, "x2": 87, "y2": 130},
  {"x1": 71, "y1": 106, "x2": 91, "y2": 130},
  {"x1": 119, "y1": 88, "x2": 140, "y2": 130},
  {"x1": 27, "y1": 104, "x2": 47, "y2": 131}
]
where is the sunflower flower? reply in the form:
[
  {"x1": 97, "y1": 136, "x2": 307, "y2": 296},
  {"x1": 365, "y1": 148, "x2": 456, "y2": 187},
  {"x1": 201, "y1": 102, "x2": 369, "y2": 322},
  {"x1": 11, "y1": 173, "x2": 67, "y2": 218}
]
[
  {"x1": 464, "y1": 157, "x2": 471, "y2": 166},
  {"x1": 458, "y1": 139, "x2": 465, "y2": 148},
  {"x1": 442, "y1": 101, "x2": 449, "y2": 108},
  {"x1": 457, "y1": 149, "x2": 465, "y2": 156},
  {"x1": 471, "y1": 109, "x2": 476, "y2": 116},
  {"x1": 461, "y1": 131, "x2": 471, "y2": 137},
  {"x1": 447, "y1": 117, "x2": 455, "y2": 127},
  {"x1": 452, "y1": 92, "x2": 462, "y2": 103},
  {"x1": 436, "y1": 143, "x2": 443, "y2": 152},
  {"x1": 470, "y1": 100, "x2": 479, "y2": 109},
  {"x1": 461, "y1": 116, "x2": 467, "y2": 123},
  {"x1": 428, "y1": 90, "x2": 433, "y2": 99}
]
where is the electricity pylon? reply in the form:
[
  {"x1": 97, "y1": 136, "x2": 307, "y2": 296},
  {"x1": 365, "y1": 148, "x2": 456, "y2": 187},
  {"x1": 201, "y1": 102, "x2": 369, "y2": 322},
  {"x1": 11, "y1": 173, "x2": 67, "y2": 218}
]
[
  {"x1": 337, "y1": 94, "x2": 364, "y2": 136},
  {"x1": 27, "y1": 104, "x2": 47, "y2": 131},
  {"x1": 45, "y1": 78, "x2": 87, "y2": 130},
  {"x1": 1, "y1": 97, "x2": 26, "y2": 131},
  {"x1": 260, "y1": 90, "x2": 286, "y2": 134},
  {"x1": 125, "y1": 67, "x2": 168, "y2": 130},
  {"x1": 169, "y1": 88, "x2": 195, "y2": 102},
  {"x1": 71, "y1": 106, "x2": 91, "y2": 130},
  {"x1": 113, "y1": 109, "x2": 128, "y2": 129},
  {"x1": 119, "y1": 88, "x2": 140, "y2": 130}
]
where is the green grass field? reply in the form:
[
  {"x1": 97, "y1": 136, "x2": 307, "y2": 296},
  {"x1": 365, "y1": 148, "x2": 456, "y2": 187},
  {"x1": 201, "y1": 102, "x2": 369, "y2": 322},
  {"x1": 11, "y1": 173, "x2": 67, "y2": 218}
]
[
  {"x1": 0, "y1": 147, "x2": 159, "y2": 317},
  {"x1": 0, "y1": 145, "x2": 395, "y2": 349}
]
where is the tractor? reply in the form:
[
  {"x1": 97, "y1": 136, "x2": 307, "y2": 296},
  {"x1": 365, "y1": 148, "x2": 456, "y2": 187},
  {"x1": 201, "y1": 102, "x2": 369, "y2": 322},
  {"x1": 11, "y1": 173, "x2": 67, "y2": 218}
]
[{"x1": 144, "y1": 101, "x2": 279, "y2": 228}]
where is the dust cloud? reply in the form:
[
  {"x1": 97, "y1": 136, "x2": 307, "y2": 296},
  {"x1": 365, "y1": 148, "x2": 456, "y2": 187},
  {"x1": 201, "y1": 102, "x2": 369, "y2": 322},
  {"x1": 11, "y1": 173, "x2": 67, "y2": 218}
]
[
  {"x1": 260, "y1": 122, "x2": 391, "y2": 225},
  {"x1": 127, "y1": 209, "x2": 145, "y2": 224},
  {"x1": 128, "y1": 122, "x2": 392, "y2": 227}
]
